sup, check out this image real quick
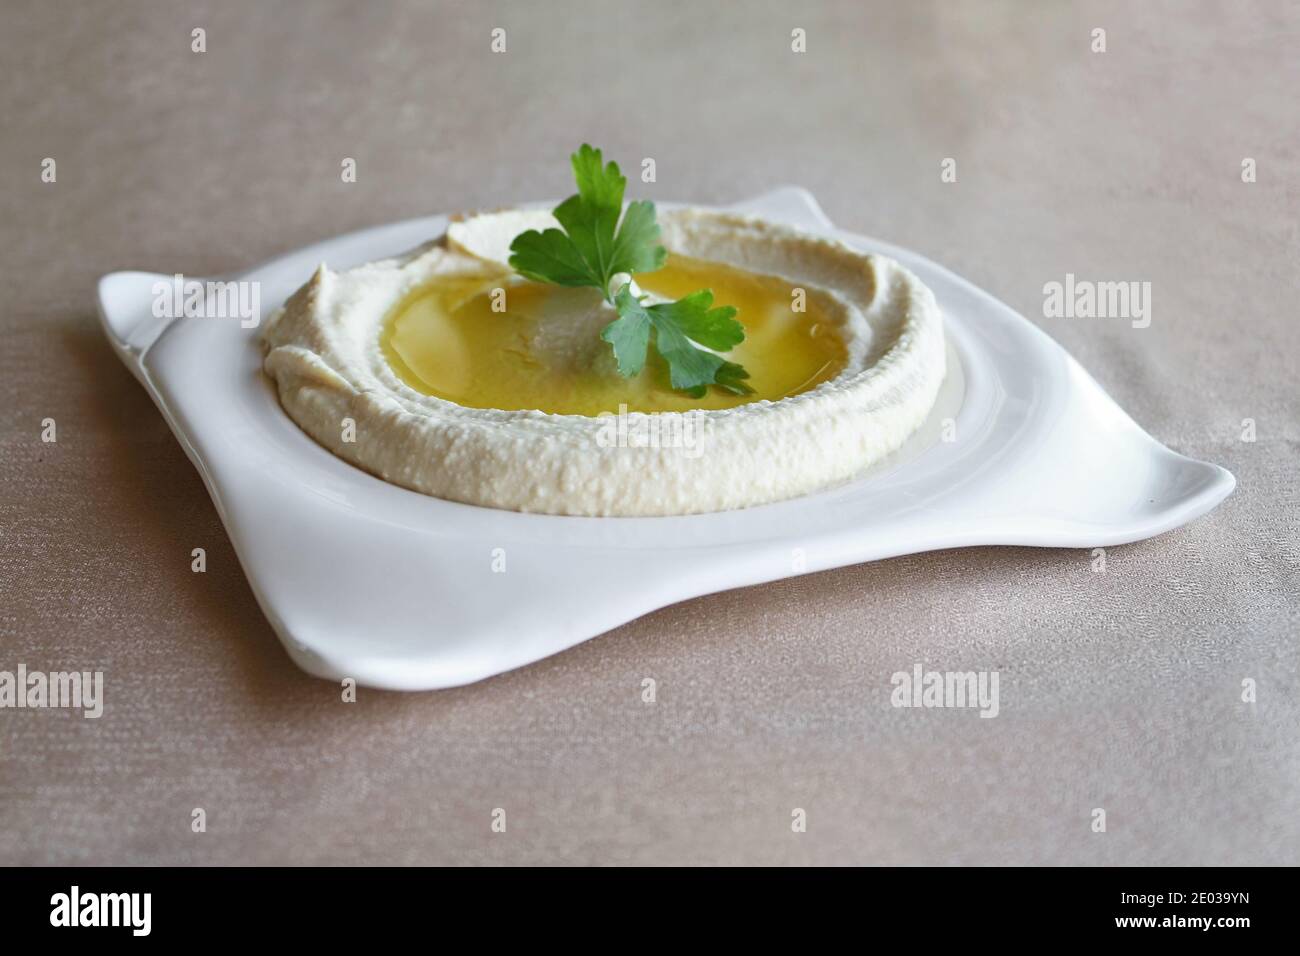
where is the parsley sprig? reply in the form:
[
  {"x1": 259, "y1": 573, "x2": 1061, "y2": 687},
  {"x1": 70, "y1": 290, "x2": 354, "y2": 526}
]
[{"x1": 508, "y1": 145, "x2": 753, "y2": 397}]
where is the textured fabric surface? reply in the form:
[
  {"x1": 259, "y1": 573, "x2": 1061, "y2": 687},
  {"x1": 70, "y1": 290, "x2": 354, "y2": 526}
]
[{"x1": 1, "y1": 0, "x2": 1296, "y2": 865}]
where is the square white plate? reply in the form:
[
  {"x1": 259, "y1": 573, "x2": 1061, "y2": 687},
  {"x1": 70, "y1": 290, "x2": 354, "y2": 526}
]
[{"x1": 97, "y1": 187, "x2": 1234, "y2": 689}]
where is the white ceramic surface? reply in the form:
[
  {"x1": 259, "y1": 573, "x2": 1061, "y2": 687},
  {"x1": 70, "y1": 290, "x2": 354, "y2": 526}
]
[{"x1": 96, "y1": 188, "x2": 1235, "y2": 690}]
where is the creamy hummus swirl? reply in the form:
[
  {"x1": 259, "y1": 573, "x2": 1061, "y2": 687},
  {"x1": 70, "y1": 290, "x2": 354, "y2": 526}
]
[{"x1": 261, "y1": 208, "x2": 946, "y2": 516}]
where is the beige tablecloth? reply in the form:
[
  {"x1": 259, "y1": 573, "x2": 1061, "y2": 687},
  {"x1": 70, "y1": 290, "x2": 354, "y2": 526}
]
[{"x1": 1, "y1": 0, "x2": 1296, "y2": 865}]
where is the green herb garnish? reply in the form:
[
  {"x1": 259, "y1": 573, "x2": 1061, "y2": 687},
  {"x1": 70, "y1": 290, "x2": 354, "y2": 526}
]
[{"x1": 508, "y1": 145, "x2": 753, "y2": 397}]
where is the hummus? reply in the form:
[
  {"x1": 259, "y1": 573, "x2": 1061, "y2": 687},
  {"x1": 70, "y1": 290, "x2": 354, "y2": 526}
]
[{"x1": 260, "y1": 208, "x2": 946, "y2": 516}]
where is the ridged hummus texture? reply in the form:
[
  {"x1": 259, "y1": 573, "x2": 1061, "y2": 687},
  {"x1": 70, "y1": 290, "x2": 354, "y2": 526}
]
[{"x1": 260, "y1": 208, "x2": 946, "y2": 516}]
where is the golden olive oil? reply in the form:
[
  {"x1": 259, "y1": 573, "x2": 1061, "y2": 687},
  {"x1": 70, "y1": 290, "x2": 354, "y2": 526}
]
[{"x1": 381, "y1": 255, "x2": 846, "y2": 416}]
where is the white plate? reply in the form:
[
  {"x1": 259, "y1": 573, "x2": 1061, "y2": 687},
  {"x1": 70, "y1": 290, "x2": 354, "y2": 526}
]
[{"x1": 97, "y1": 188, "x2": 1234, "y2": 690}]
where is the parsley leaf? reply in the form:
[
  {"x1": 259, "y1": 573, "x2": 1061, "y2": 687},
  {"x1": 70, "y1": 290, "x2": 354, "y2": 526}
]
[
  {"x1": 510, "y1": 144, "x2": 666, "y2": 299},
  {"x1": 509, "y1": 144, "x2": 751, "y2": 397},
  {"x1": 605, "y1": 285, "x2": 755, "y2": 395},
  {"x1": 712, "y1": 361, "x2": 754, "y2": 396},
  {"x1": 508, "y1": 227, "x2": 603, "y2": 288},
  {"x1": 602, "y1": 284, "x2": 654, "y2": 377}
]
